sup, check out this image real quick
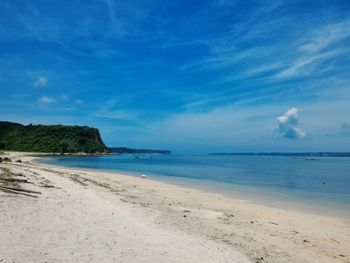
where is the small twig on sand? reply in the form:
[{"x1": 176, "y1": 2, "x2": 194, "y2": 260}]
[
  {"x1": 40, "y1": 184, "x2": 60, "y2": 189},
  {"x1": 330, "y1": 238, "x2": 340, "y2": 244}
]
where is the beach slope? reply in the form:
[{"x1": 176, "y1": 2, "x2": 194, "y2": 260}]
[{"x1": 0, "y1": 152, "x2": 349, "y2": 263}]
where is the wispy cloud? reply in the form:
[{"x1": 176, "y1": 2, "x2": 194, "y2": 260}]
[
  {"x1": 38, "y1": 95, "x2": 55, "y2": 104},
  {"x1": 61, "y1": 95, "x2": 69, "y2": 101},
  {"x1": 273, "y1": 49, "x2": 344, "y2": 79},
  {"x1": 102, "y1": 0, "x2": 126, "y2": 38},
  {"x1": 92, "y1": 110, "x2": 135, "y2": 120},
  {"x1": 176, "y1": 12, "x2": 350, "y2": 112},
  {"x1": 272, "y1": 20, "x2": 350, "y2": 80},
  {"x1": 299, "y1": 20, "x2": 350, "y2": 53},
  {"x1": 179, "y1": 2, "x2": 285, "y2": 73},
  {"x1": 187, "y1": 18, "x2": 349, "y2": 82},
  {"x1": 2, "y1": 1, "x2": 155, "y2": 60},
  {"x1": 91, "y1": 97, "x2": 137, "y2": 121},
  {"x1": 33, "y1": 76, "x2": 48, "y2": 88}
]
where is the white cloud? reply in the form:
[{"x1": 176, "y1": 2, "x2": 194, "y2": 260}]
[
  {"x1": 275, "y1": 107, "x2": 306, "y2": 139},
  {"x1": 38, "y1": 95, "x2": 55, "y2": 104},
  {"x1": 33, "y1": 76, "x2": 48, "y2": 88},
  {"x1": 117, "y1": 96, "x2": 350, "y2": 152},
  {"x1": 75, "y1": 99, "x2": 83, "y2": 104}
]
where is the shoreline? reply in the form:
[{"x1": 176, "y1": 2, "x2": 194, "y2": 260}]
[
  {"x1": 151, "y1": 174, "x2": 350, "y2": 220},
  {"x1": 1, "y1": 152, "x2": 349, "y2": 262},
  {"x1": 37, "y1": 155, "x2": 350, "y2": 220}
]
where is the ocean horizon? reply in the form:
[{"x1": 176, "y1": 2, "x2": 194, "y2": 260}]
[{"x1": 39, "y1": 153, "x2": 350, "y2": 219}]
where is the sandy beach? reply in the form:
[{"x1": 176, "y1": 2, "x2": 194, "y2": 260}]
[{"x1": 0, "y1": 152, "x2": 349, "y2": 263}]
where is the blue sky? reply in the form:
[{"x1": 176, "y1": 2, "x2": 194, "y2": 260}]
[{"x1": 1, "y1": 0, "x2": 350, "y2": 153}]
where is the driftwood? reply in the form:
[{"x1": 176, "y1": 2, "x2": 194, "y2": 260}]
[
  {"x1": 0, "y1": 186, "x2": 38, "y2": 198},
  {"x1": 0, "y1": 185, "x2": 41, "y2": 195},
  {"x1": 0, "y1": 178, "x2": 30, "y2": 183},
  {"x1": 330, "y1": 238, "x2": 340, "y2": 244},
  {"x1": 0, "y1": 165, "x2": 43, "y2": 198},
  {"x1": 40, "y1": 184, "x2": 59, "y2": 189}
]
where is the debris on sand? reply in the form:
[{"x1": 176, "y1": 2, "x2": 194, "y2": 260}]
[{"x1": 0, "y1": 167, "x2": 41, "y2": 198}]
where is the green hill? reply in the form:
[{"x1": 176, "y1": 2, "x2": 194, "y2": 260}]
[{"x1": 0, "y1": 121, "x2": 110, "y2": 154}]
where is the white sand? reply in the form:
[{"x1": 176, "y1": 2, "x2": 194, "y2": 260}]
[{"x1": 0, "y1": 152, "x2": 349, "y2": 263}]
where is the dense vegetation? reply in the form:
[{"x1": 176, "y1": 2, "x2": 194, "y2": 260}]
[
  {"x1": 0, "y1": 121, "x2": 110, "y2": 153},
  {"x1": 110, "y1": 147, "x2": 171, "y2": 155}
]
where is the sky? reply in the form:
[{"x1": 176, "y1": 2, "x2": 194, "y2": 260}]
[{"x1": 0, "y1": 0, "x2": 350, "y2": 153}]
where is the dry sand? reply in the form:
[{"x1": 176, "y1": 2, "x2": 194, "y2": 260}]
[{"x1": 0, "y1": 152, "x2": 349, "y2": 263}]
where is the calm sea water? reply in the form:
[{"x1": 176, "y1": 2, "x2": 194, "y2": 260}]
[{"x1": 39, "y1": 154, "x2": 350, "y2": 218}]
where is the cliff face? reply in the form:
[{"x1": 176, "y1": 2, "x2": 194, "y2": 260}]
[{"x1": 0, "y1": 121, "x2": 110, "y2": 153}]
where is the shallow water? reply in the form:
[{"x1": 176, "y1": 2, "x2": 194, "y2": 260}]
[{"x1": 40, "y1": 154, "x2": 350, "y2": 218}]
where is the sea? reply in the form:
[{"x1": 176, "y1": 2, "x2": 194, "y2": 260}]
[{"x1": 39, "y1": 154, "x2": 350, "y2": 219}]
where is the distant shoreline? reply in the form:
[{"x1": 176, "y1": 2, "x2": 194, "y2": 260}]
[
  {"x1": 209, "y1": 152, "x2": 350, "y2": 157},
  {"x1": 110, "y1": 147, "x2": 171, "y2": 155}
]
